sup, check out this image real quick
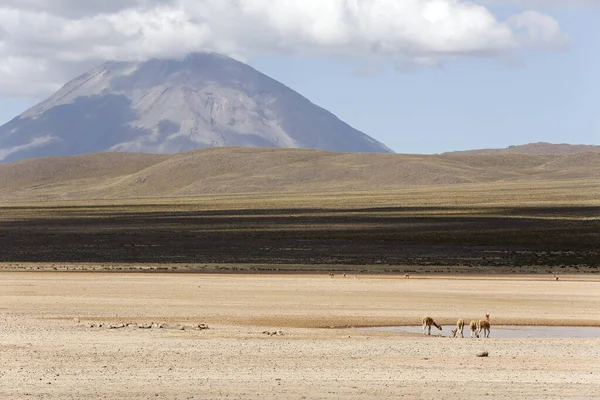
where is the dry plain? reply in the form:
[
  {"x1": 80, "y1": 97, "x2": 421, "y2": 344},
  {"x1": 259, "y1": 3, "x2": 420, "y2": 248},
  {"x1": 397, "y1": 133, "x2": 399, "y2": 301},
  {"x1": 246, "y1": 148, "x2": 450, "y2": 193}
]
[
  {"x1": 1, "y1": 271, "x2": 599, "y2": 399},
  {"x1": 1, "y1": 148, "x2": 600, "y2": 398}
]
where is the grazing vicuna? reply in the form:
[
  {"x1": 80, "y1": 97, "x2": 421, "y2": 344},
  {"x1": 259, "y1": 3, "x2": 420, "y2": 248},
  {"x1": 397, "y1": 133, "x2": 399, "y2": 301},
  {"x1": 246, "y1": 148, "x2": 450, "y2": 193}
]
[
  {"x1": 469, "y1": 320, "x2": 479, "y2": 338},
  {"x1": 422, "y1": 316, "x2": 442, "y2": 335},
  {"x1": 451, "y1": 318, "x2": 465, "y2": 338},
  {"x1": 477, "y1": 314, "x2": 491, "y2": 338}
]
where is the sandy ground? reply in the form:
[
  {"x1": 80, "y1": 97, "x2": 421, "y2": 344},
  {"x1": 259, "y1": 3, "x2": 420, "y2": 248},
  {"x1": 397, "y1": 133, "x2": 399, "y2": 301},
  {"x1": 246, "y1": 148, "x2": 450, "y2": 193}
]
[{"x1": 1, "y1": 271, "x2": 599, "y2": 399}]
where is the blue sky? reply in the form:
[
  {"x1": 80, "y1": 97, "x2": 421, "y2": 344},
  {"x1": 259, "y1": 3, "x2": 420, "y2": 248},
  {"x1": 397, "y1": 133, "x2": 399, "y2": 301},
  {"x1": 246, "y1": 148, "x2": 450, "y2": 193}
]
[{"x1": 0, "y1": 1, "x2": 597, "y2": 154}]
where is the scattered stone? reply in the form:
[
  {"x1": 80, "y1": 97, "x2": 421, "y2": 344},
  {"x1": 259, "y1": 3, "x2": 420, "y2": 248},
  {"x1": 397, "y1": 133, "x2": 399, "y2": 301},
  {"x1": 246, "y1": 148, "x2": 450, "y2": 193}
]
[
  {"x1": 476, "y1": 351, "x2": 489, "y2": 357},
  {"x1": 262, "y1": 330, "x2": 283, "y2": 336},
  {"x1": 87, "y1": 320, "x2": 208, "y2": 331}
]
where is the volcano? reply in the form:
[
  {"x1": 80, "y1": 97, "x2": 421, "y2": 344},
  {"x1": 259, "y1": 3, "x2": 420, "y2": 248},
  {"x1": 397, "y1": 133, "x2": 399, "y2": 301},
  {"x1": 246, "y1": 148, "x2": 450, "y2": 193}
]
[{"x1": 0, "y1": 53, "x2": 393, "y2": 163}]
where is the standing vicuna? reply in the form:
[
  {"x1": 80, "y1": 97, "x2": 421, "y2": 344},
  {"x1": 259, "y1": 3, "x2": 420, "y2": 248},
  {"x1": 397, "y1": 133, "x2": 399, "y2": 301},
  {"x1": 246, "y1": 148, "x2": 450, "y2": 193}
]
[
  {"x1": 477, "y1": 314, "x2": 491, "y2": 338},
  {"x1": 469, "y1": 320, "x2": 479, "y2": 338},
  {"x1": 422, "y1": 316, "x2": 442, "y2": 335},
  {"x1": 451, "y1": 318, "x2": 465, "y2": 338}
]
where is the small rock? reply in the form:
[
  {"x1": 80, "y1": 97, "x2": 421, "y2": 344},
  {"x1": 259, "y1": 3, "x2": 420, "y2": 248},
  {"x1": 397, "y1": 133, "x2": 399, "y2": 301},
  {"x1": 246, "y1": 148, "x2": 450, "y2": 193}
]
[
  {"x1": 476, "y1": 351, "x2": 489, "y2": 357},
  {"x1": 262, "y1": 331, "x2": 280, "y2": 336}
]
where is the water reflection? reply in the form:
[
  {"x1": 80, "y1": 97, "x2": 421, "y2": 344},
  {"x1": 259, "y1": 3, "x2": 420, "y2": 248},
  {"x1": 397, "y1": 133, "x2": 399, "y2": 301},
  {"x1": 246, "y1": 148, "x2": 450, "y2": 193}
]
[{"x1": 361, "y1": 325, "x2": 600, "y2": 339}]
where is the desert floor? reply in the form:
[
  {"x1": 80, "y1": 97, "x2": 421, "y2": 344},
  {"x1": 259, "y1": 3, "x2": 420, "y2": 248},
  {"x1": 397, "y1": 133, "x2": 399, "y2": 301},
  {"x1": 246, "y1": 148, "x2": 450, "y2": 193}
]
[{"x1": 1, "y1": 270, "x2": 599, "y2": 399}]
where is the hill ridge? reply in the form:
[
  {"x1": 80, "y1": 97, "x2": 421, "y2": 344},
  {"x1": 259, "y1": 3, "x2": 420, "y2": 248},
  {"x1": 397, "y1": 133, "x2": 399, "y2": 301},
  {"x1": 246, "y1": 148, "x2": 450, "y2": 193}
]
[
  {"x1": 443, "y1": 142, "x2": 600, "y2": 156},
  {"x1": 1, "y1": 147, "x2": 599, "y2": 201}
]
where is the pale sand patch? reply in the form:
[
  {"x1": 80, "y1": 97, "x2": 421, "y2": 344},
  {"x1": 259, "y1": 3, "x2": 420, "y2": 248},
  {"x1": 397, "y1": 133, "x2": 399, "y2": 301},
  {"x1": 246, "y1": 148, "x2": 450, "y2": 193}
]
[{"x1": 0, "y1": 271, "x2": 599, "y2": 399}]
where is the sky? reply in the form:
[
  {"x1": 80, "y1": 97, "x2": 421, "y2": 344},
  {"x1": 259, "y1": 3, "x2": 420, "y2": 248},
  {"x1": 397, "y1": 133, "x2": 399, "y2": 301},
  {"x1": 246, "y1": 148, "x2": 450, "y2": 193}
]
[{"x1": 0, "y1": 0, "x2": 598, "y2": 154}]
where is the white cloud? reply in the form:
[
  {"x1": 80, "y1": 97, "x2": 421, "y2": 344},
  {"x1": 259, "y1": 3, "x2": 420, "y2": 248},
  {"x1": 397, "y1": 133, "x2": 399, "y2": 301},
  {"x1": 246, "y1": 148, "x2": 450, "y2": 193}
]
[
  {"x1": 0, "y1": 135, "x2": 58, "y2": 161},
  {"x1": 476, "y1": 0, "x2": 600, "y2": 8},
  {"x1": 0, "y1": 0, "x2": 571, "y2": 98},
  {"x1": 508, "y1": 11, "x2": 569, "y2": 51}
]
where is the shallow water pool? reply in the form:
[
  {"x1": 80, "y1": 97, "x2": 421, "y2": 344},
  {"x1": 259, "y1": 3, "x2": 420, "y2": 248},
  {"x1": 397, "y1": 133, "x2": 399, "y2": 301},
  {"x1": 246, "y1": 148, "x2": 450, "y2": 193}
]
[{"x1": 361, "y1": 325, "x2": 600, "y2": 339}]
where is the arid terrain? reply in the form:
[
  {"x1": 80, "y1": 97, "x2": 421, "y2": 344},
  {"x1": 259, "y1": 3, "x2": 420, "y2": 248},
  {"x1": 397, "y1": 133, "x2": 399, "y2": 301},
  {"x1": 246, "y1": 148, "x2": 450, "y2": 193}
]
[
  {"x1": 1, "y1": 145, "x2": 599, "y2": 398},
  {"x1": 1, "y1": 180, "x2": 599, "y2": 270},
  {"x1": 0, "y1": 272, "x2": 599, "y2": 399},
  {"x1": 1, "y1": 147, "x2": 600, "y2": 201}
]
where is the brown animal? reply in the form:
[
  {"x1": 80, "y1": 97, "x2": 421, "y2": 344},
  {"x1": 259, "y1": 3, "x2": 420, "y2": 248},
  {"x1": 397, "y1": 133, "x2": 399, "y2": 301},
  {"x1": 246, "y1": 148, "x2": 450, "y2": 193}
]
[
  {"x1": 422, "y1": 316, "x2": 442, "y2": 336},
  {"x1": 477, "y1": 314, "x2": 491, "y2": 338},
  {"x1": 451, "y1": 318, "x2": 465, "y2": 338},
  {"x1": 469, "y1": 320, "x2": 479, "y2": 338}
]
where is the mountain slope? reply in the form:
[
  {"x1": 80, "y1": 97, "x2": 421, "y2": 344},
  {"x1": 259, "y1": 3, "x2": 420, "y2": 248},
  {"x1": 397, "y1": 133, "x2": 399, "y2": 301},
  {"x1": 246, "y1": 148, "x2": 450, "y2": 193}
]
[
  {"x1": 1, "y1": 147, "x2": 599, "y2": 201},
  {"x1": 0, "y1": 53, "x2": 392, "y2": 163}
]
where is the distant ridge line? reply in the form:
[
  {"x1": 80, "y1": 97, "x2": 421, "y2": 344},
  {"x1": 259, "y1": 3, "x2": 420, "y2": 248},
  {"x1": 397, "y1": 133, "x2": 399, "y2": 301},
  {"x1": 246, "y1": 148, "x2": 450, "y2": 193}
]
[{"x1": 443, "y1": 142, "x2": 600, "y2": 156}]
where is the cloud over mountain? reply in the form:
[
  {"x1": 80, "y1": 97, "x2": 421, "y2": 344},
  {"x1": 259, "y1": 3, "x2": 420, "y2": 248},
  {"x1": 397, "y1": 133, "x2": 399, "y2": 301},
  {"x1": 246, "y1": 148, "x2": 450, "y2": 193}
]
[{"x1": 0, "y1": 0, "x2": 569, "y2": 98}]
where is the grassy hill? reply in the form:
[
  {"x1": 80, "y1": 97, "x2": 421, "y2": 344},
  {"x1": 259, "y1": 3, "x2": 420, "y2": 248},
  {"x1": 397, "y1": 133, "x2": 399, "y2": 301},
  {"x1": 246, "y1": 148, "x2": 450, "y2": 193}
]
[{"x1": 1, "y1": 147, "x2": 599, "y2": 202}]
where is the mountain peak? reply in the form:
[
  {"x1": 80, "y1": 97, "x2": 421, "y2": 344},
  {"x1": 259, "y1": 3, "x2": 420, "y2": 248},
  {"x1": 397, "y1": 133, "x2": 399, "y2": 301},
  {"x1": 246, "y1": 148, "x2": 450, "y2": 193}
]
[{"x1": 0, "y1": 53, "x2": 392, "y2": 163}]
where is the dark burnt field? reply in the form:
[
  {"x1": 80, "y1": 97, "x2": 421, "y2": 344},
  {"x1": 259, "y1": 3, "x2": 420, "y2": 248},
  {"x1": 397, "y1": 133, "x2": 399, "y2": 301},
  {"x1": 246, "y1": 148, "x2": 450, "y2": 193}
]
[{"x1": 0, "y1": 204, "x2": 598, "y2": 271}]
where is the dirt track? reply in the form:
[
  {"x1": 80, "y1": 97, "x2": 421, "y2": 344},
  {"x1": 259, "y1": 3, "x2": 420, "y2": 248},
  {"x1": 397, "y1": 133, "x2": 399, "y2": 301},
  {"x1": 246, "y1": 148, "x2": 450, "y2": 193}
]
[{"x1": 1, "y1": 272, "x2": 599, "y2": 399}]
